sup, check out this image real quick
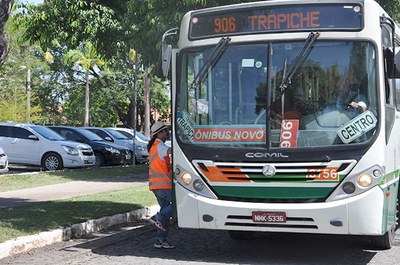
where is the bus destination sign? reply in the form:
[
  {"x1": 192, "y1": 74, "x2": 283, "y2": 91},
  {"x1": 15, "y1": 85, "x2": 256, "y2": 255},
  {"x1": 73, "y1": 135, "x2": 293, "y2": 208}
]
[{"x1": 189, "y1": 4, "x2": 363, "y2": 39}]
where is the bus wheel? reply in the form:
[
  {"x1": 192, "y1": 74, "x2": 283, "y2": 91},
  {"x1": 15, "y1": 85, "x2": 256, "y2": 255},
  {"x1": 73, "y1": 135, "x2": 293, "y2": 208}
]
[
  {"x1": 370, "y1": 224, "x2": 396, "y2": 250},
  {"x1": 228, "y1": 231, "x2": 256, "y2": 240}
]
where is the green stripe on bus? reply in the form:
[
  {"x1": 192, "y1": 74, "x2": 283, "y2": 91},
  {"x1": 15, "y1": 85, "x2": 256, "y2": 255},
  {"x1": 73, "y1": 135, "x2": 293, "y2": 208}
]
[
  {"x1": 247, "y1": 173, "x2": 344, "y2": 183},
  {"x1": 213, "y1": 186, "x2": 333, "y2": 199},
  {"x1": 378, "y1": 170, "x2": 398, "y2": 185}
]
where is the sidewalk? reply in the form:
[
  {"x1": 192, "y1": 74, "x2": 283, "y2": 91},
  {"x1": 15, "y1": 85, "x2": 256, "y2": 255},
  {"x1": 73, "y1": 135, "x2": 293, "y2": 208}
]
[
  {"x1": 0, "y1": 174, "x2": 148, "y2": 208},
  {"x1": 0, "y1": 173, "x2": 158, "y2": 260}
]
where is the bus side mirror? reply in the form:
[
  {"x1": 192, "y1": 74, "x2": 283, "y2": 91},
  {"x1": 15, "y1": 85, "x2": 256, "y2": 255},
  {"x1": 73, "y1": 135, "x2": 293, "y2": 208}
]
[
  {"x1": 387, "y1": 47, "x2": 400, "y2": 78},
  {"x1": 157, "y1": 27, "x2": 178, "y2": 78},
  {"x1": 157, "y1": 43, "x2": 172, "y2": 78}
]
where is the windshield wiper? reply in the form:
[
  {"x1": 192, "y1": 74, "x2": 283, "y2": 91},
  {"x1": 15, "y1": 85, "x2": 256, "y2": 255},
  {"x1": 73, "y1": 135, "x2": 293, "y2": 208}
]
[
  {"x1": 190, "y1": 37, "x2": 231, "y2": 90},
  {"x1": 279, "y1": 32, "x2": 320, "y2": 93}
]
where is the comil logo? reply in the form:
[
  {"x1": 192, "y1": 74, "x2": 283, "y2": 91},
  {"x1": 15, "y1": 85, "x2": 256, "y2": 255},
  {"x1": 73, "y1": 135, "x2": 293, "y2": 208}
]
[{"x1": 245, "y1": 152, "x2": 289, "y2": 158}]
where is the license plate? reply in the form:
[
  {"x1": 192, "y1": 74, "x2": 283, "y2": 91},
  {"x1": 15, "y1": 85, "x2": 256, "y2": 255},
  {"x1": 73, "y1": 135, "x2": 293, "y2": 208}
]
[{"x1": 252, "y1": 211, "x2": 287, "y2": 223}]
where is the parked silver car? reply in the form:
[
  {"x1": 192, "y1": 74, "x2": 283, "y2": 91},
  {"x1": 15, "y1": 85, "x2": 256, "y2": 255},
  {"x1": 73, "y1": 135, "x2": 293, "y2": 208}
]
[{"x1": 84, "y1": 127, "x2": 148, "y2": 164}]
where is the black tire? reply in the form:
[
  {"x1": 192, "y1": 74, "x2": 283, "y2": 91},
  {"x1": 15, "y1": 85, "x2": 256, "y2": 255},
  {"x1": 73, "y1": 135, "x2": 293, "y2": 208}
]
[
  {"x1": 228, "y1": 231, "x2": 256, "y2": 240},
  {"x1": 42, "y1": 153, "x2": 63, "y2": 171},
  {"x1": 370, "y1": 224, "x2": 396, "y2": 250},
  {"x1": 397, "y1": 184, "x2": 400, "y2": 230},
  {"x1": 94, "y1": 152, "x2": 105, "y2": 168}
]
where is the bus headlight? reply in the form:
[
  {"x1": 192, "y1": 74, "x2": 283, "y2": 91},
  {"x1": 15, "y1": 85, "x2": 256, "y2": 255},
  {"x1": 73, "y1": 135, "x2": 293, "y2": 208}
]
[
  {"x1": 357, "y1": 174, "x2": 372, "y2": 187},
  {"x1": 193, "y1": 179, "x2": 205, "y2": 191},
  {"x1": 181, "y1": 172, "x2": 192, "y2": 185},
  {"x1": 328, "y1": 164, "x2": 384, "y2": 202}
]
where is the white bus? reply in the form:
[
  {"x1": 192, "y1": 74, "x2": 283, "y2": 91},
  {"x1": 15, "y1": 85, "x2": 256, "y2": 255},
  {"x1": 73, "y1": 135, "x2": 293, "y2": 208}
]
[{"x1": 160, "y1": 0, "x2": 400, "y2": 249}]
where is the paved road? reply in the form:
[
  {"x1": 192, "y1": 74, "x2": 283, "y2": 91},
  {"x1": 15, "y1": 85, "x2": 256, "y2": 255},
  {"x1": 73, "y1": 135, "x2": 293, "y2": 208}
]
[{"x1": 2, "y1": 222, "x2": 399, "y2": 265}]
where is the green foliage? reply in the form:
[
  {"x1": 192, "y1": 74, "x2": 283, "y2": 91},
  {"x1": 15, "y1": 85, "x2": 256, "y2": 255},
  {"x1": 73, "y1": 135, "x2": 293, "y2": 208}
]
[
  {"x1": 15, "y1": 0, "x2": 126, "y2": 60},
  {"x1": 377, "y1": 0, "x2": 400, "y2": 21},
  {"x1": 0, "y1": 15, "x2": 44, "y2": 123},
  {"x1": 64, "y1": 41, "x2": 106, "y2": 71},
  {"x1": 0, "y1": 88, "x2": 42, "y2": 122}
]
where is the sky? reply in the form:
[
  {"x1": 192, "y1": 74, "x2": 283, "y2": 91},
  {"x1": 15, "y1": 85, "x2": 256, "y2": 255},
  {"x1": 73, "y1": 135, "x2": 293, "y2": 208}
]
[{"x1": 23, "y1": 0, "x2": 44, "y2": 4}]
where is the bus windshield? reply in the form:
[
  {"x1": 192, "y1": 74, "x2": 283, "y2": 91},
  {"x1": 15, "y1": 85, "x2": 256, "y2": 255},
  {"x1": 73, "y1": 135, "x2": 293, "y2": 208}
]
[{"x1": 176, "y1": 40, "x2": 378, "y2": 148}]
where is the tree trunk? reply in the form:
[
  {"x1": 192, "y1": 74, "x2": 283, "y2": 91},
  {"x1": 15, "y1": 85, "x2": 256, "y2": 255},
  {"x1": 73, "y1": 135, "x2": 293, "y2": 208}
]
[
  {"x1": 144, "y1": 67, "x2": 151, "y2": 138},
  {"x1": 0, "y1": 0, "x2": 14, "y2": 67},
  {"x1": 84, "y1": 72, "x2": 90, "y2": 126}
]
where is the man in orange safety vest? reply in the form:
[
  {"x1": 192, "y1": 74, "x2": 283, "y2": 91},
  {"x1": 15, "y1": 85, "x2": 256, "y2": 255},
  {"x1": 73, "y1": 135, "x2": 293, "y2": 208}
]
[{"x1": 147, "y1": 121, "x2": 174, "y2": 249}]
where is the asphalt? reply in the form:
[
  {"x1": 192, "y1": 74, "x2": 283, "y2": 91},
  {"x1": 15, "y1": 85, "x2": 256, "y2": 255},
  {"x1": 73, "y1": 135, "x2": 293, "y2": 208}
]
[{"x1": 0, "y1": 172, "x2": 159, "y2": 260}]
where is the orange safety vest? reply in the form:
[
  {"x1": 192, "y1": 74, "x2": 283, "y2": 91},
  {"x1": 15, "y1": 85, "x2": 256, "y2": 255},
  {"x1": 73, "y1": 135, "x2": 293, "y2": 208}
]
[{"x1": 148, "y1": 139, "x2": 172, "y2": 190}]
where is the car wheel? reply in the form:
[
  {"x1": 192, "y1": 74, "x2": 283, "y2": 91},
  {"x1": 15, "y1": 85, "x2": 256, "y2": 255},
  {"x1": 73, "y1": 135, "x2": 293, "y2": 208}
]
[
  {"x1": 94, "y1": 153, "x2": 105, "y2": 168},
  {"x1": 42, "y1": 153, "x2": 63, "y2": 171}
]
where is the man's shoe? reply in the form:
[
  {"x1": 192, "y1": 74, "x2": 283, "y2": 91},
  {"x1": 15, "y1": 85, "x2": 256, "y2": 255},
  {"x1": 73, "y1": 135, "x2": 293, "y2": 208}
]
[
  {"x1": 149, "y1": 215, "x2": 167, "y2": 232},
  {"x1": 154, "y1": 240, "x2": 175, "y2": 249}
]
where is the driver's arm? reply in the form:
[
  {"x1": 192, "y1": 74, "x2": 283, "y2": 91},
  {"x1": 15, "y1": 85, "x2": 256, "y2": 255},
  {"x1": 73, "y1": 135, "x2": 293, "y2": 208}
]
[{"x1": 348, "y1": 101, "x2": 367, "y2": 112}]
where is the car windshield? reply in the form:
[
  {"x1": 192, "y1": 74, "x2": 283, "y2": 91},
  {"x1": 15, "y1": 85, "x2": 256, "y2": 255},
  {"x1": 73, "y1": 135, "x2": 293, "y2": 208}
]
[
  {"x1": 105, "y1": 128, "x2": 129, "y2": 140},
  {"x1": 117, "y1": 130, "x2": 134, "y2": 140},
  {"x1": 177, "y1": 40, "x2": 378, "y2": 148},
  {"x1": 76, "y1": 128, "x2": 104, "y2": 141},
  {"x1": 31, "y1": 126, "x2": 65, "y2": 141},
  {"x1": 136, "y1": 131, "x2": 149, "y2": 141}
]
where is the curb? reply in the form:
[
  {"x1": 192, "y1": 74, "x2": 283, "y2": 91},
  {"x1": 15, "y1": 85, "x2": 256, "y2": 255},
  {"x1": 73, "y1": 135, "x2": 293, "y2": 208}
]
[{"x1": 0, "y1": 205, "x2": 159, "y2": 260}]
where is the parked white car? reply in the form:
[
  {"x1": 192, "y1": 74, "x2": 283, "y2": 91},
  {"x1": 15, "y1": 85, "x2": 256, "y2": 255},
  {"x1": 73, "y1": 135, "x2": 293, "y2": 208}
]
[
  {"x1": 0, "y1": 146, "x2": 9, "y2": 174},
  {"x1": 84, "y1": 127, "x2": 148, "y2": 163},
  {"x1": 0, "y1": 123, "x2": 95, "y2": 171}
]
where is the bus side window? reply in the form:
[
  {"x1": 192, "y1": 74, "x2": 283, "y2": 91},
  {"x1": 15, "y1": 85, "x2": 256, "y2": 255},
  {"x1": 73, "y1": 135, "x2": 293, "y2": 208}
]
[
  {"x1": 396, "y1": 77, "x2": 400, "y2": 110},
  {"x1": 382, "y1": 25, "x2": 394, "y2": 105},
  {"x1": 395, "y1": 41, "x2": 400, "y2": 111}
]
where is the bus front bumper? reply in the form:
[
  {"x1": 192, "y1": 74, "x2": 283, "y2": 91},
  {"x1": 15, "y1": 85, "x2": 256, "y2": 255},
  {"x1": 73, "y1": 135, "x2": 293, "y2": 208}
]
[{"x1": 175, "y1": 184, "x2": 385, "y2": 236}]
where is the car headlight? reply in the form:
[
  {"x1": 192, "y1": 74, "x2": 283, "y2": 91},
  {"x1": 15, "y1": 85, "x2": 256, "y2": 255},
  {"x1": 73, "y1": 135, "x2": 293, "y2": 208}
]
[
  {"x1": 62, "y1": 145, "x2": 79, "y2": 155},
  {"x1": 105, "y1": 147, "x2": 120, "y2": 154},
  {"x1": 136, "y1": 146, "x2": 146, "y2": 151}
]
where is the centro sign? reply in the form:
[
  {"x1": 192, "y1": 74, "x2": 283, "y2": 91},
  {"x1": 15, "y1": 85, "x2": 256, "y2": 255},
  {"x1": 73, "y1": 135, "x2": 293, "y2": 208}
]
[
  {"x1": 337, "y1": 110, "x2": 377, "y2": 144},
  {"x1": 245, "y1": 152, "x2": 289, "y2": 158}
]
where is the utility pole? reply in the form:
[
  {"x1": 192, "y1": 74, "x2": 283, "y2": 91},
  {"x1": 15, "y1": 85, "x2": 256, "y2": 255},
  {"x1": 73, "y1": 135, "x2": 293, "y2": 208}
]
[
  {"x1": 26, "y1": 68, "x2": 31, "y2": 123},
  {"x1": 129, "y1": 49, "x2": 138, "y2": 168}
]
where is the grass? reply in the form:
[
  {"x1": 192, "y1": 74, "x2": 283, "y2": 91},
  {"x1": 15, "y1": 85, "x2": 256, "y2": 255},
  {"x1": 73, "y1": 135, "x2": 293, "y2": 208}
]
[
  {"x1": 0, "y1": 165, "x2": 156, "y2": 243},
  {"x1": 0, "y1": 164, "x2": 148, "y2": 192},
  {"x1": 0, "y1": 185, "x2": 157, "y2": 243}
]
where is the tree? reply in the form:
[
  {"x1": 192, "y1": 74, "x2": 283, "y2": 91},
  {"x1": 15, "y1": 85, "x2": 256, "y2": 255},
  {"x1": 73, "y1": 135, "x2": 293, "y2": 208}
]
[
  {"x1": 0, "y1": 0, "x2": 14, "y2": 67},
  {"x1": 377, "y1": 0, "x2": 400, "y2": 21},
  {"x1": 0, "y1": 14, "x2": 44, "y2": 123},
  {"x1": 64, "y1": 41, "x2": 106, "y2": 126}
]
